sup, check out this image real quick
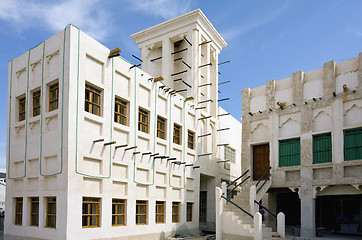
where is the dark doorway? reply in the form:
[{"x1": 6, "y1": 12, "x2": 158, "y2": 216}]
[
  {"x1": 277, "y1": 191, "x2": 301, "y2": 226},
  {"x1": 316, "y1": 194, "x2": 362, "y2": 233},
  {"x1": 253, "y1": 143, "x2": 270, "y2": 180},
  {"x1": 199, "y1": 191, "x2": 207, "y2": 223}
]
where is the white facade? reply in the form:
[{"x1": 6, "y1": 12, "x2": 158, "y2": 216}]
[
  {"x1": 242, "y1": 56, "x2": 362, "y2": 238},
  {"x1": 6, "y1": 9, "x2": 242, "y2": 240}
]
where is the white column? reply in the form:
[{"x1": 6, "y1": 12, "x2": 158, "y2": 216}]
[
  {"x1": 215, "y1": 187, "x2": 223, "y2": 240},
  {"x1": 162, "y1": 37, "x2": 173, "y2": 85},
  {"x1": 277, "y1": 212, "x2": 285, "y2": 238},
  {"x1": 221, "y1": 182, "x2": 227, "y2": 205},
  {"x1": 249, "y1": 185, "x2": 258, "y2": 215},
  {"x1": 254, "y1": 212, "x2": 262, "y2": 240}
]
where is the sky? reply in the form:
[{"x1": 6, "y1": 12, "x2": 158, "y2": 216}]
[{"x1": 1, "y1": 0, "x2": 362, "y2": 169}]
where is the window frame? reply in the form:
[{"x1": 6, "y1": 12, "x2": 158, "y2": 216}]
[
  {"x1": 173, "y1": 124, "x2": 182, "y2": 145},
  {"x1": 136, "y1": 200, "x2": 147, "y2": 225},
  {"x1": 279, "y1": 138, "x2": 301, "y2": 167},
  {"x1": 112, "y1": 199, "x2": 126, "y2": 226},
  {"x1": 82, "y1": 197, "x2": 100, "y2": 228},
  {"x1": 18, "y1": 96, "x2": 26, "y2": 122},
  {"x1": 224, "y1": 146, "x2": 235, "y2": 163},
  {"x1": 85, "y1": 84, "x2": 101, "y2": 116},
  {"x1": 172, "y1": 202, "x2": 180, "y2": 223},
  {"x1": 344, "y1": 127, "x2": 362, "y2": 161},
  {"x1": 30, "y1": 197, "x2": 39, "y2": 226},
  {"x1": 157, "y1": 116, "x2": 166, "y2": 140},
  {"x1": 186, "y1": 202, "x2": 193, "y2": 222},
  {"x1": 155, "y1": 201, "x2": 165, "y2": 224},
  {"x1": 46, "y1": 197, "x2": 56, "y2": 228},
  {"x1": 187, "y1": 130, "x2": 195, "y2": 149},
  {"x1": 32, "y1": 90, "x2": 41, "y2": 117},
  {"x1": 114, "y1": 97, "x2": 128, "y2": 126},
  {"x1": 313, "y1": 132, "x2": 332, "y2": 164},
  {"x1": 49, "y1": 82, "x2": 59, "y2": 112},
  {"x1": 15, "y1": 197, "x2": 23, "y2": 225},
  {"x1": 138, "y1": 108, "x2": 149, "y2": 133}
]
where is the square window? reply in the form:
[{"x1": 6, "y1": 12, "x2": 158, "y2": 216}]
[
  {"x1": 49, "y1": 83, "x2": 59, "y2": 112},
  {"x1": 82, "y1": 197, "x2": 100, "y2": 228},
  {"x1": 157, "y1": 116, "x2": 166, "y2": 140},
  {"x1": 114, "y1": 98, "x2": 128, "y2": 125},
  {"x1": 46, "y1": 197, "x2": 56, "y2": 228},
  {"x1": 279, "y1": 138, "x2": 300, "y2": 167},
  {"x1": 138, "y1": 108, "x2": 149, "y2": 133},
  {"x1": 155, "y1": 201, "x2": 165, "y2": 224},
  {"x1": 313, "y1": 132, "x2": 332, "y2": 164},
  {"x1": 30, "y1": 197, "x2": 39, "y2": 226},
  {"x1": 112, "y1": 199, "x2": 125, "y2": 226},
  {"x1": 85, "y1": 84, "x2": 101, "y2": 116},
  {"x1": 173, "y1": 124, "x2": 182, "y2": 145},
  {"x1": 136, "y1": 200, "x2": 147, "y2": 225},
  {"x1": 224, "y1": 146, "x2": 235, "y2": 163},
  {"x1": 187, "y1": 130, "x2": 194, "y2": 149},
  {"x1": 172, "y1": 202, "x2": 180, "y2": 223},
  {"x1": 344, "y1": 127, "x2": 362, "y2": 161}
]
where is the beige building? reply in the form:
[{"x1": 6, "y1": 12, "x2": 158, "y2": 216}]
[
  {"x1": 241, "y1": 55, "x2": 362, "y2": 238},
  {"x1": 5, "y1": 9, "x2": 242, "y2": 240}
]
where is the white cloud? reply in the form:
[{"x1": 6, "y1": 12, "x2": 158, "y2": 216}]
[
  {"x1": 346, "y1": 28, "x2": 362, "y2": 37},
  {"x1": 123, "y1": 0, "x2": 192, "y2": 19},
  {"x1": 221, "y1": 2, "x2": 289, "y2": 41},
  {"x1": 0, "y1": 0, "x2": 111, "y2": 41}
]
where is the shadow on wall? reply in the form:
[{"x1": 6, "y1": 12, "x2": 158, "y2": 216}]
[{"x1": 160, "y1": 224, "x2": 196, "y2": 240}]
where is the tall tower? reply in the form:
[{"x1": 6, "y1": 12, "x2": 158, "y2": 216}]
[{"x1": 131, "y1": 9, "x2": 227, "y2": 117}]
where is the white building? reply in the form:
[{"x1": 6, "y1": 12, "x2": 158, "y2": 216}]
[
  {"x1": 5, "y1": 9, "x2": 242, "y2": 240},
  {"x1": 241, "y1": 56, "x2": 362, "y2": 237}
]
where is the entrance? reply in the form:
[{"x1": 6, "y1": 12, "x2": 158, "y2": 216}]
[
  {"x1": 253, "y1": 143, "x2": 270, "y2": 180},
  {"x1": 199, "y1": 191, "x2": 207, "y2": 223}
]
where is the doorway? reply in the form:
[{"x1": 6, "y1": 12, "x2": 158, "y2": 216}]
[{"x1": 253, "y1": 143, "x2": 270, "y2": 180}]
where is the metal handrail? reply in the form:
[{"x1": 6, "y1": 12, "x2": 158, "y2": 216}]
[
  {"x1": 227, "y1": 176, "x2": 250, "y2": 198},
  {"x1": 254, "y1": 200, "x2": 276, "y2": 218},
  {"x1": 256, "y1": 173, "x2": 271, "y2": 194},
  {"x1": 227, "y1": 169, "x2": 249, "y2": 188},
  {"x1": 255, "y1": 166, "x2": 271, "y2": 187},
  {"x1": 221, "y1": 195, "x2": 254, "y2": 218}
]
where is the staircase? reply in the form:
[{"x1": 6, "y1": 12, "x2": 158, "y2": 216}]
[{"x1": 222, "y1": 182, "x2": 277, "y2": 239}]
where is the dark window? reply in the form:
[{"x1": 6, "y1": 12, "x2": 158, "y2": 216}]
[
  {"x1": 136, "y1": 200, "x2": 147, "y2": 225},
  {"x1": 30, "y1": 197, "x2": 39, "y2": 226},
  {"x1": 85, "y1": 85, "x2": 101, "y2": 116},
  {"x1": 313, "y1": 132, "x2": 332, "y2": 164},
  {"x1": 82, "y1": 197, "x2": 100, "y2": 228},
  {"x1": 157, "y1": 116, "x2": 166, "y2": 139},
  {"x1": 138, "y1": 109, "x2": 149, "y2": 133},
  {"x1": 19, "y1": 97, "x2": 26, "y2": 121},
  {"x1": 33, "y1": 90, "x2": 41, "y2": 117},
  {"x1": 49, "y1": 83, "x2": 59, "y2": 112},
  {"x1": 114, "y1": 98, "x2": 128, "y2": 125},
  {"x1": 344, "y1": 127, "x2": 362, "y2": 161},
  {"x1": 155, "y1": 201, "x2": 165, "y2": 224},
  {"x1": 173, "y1": 124, "x2": 181, "y2": 145},
  {"x1": 188, "y1": 130, "x2": 194, "y2": 149},
  {"x1": 15, "y1": 197, "x2": 23, "y2": 225},
  {"x1": 112, "y1": 199, "x2": 125, "y2": 226},
  {"x1": 172, "y1": 202, "x2": 180, "y2": 223},
  {"x1": 186, "y1": 202, "x2": 193, "y2": 222},
  {"x1": 46, "y1": 197, "x2": 56, "y2": 228}
]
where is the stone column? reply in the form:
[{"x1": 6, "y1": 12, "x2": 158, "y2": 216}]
[
  {"x1": 358, "y1": 53, "x2": 362, "y2": 88},
  {"x1": 215, "y1": 187, "x2": 223, "y2": 240},
  {"x1": 292, "y1": 71, "x2": 304, "y2": 104},
  {"x1": 323, "y1": 60, "x2": 336, "y2": 97},
  {"x1": 241, "y1": 88, "x2": 251, "y2": 173},
  {"x1": 299, "y1": 183, "x2": 316, "y2": 238},
  {"x1": 162, "y1": 37, "x2": 173, "y2": 85}
]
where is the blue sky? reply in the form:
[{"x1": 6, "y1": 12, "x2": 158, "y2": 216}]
[{"x1": 1, "y1": 0, "x2": 362, "y2": 169}]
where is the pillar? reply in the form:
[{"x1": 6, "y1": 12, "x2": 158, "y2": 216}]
[
  {"x1": 299, "y1": 188, "x2": 316, "y2": 238},
  {"x1": 215, "y1": 187, "x2": 223, "y2": 240}
]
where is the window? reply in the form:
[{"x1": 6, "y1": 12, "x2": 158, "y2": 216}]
[
  {"x1": 188, "y1": 130, "x2": 194, "y2": 149},
  {"x1": 112, "y1": 199, "x2": 125, "y2": 226},
  {"x1": 46, "y1": 197, "x2": 56, "y2": 228},
  {"x1": 344, "y1": 127, "x2": 362, "y2": 161},
  {"x1": 224, "y1": 146, "x2": 235, "y2": 163},
  {"x1": 114, "y1": 98, "x2": 127, "y2": 125},
  {"x1": 279, "y1": 138, "x2": 300, "y2": 167},
  {"x1": 157, "y1": 116, "x2": 166, "y2": 139},
  {"x1": 82, "y1": 197, "x2": 100, "y2": 228},
  {"x1": 313, "y1": 132, "x2": 332, "y2": 164},
  {"x1": 30, "y1": 197, "x2": 39, "y2": 226},
  {"x1": 136, "y1": 200, "x2": 147, "y2": 225},
  {"x1": 19, "y1": 97, "x2": 26, "y2": 121},
  {"x1": 49, "y1": 83, "x2": 59, "y2": 112},
  {"x1": 33, "y1": 90, "x2": 41, "y2": 117},
  {"x1": 15, "y1": 197, "x2": 23, "y2": 225},
  {"x1": 172, "y1": 202, "x2": 180, "y2": 223},
  {"x1": 155, "y1": 201, "x2": 165, "y2": 224},
  {"x1": 173, "y1": 124, "x2": 182, "y2": 145},
  {"x1": 138, "y1": 108, "x2": 149, "y2": 133},
  {"x1": 85, "y1": 84, "x2": 101, "y2": 116},
  {"x1": 186, "y1": 202, "x2": 193, "y2": 222}
]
